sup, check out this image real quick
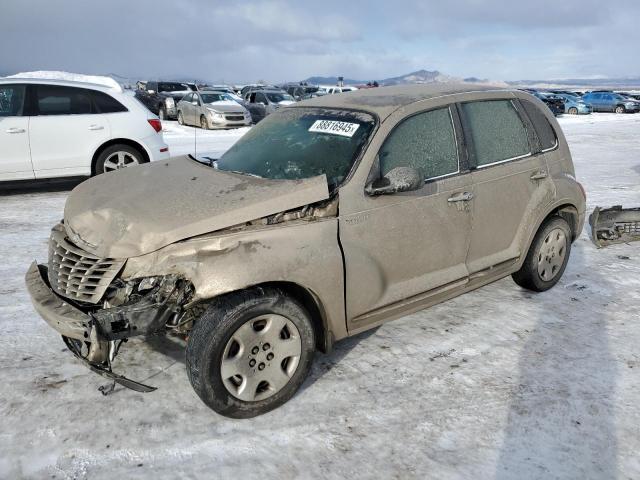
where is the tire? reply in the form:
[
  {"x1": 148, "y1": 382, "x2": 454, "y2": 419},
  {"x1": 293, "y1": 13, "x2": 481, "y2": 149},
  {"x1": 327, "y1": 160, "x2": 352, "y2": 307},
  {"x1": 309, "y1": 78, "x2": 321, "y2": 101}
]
[
  {"x1": 568, "y1": 107, "x2": 578, "y2": 115},
  {"x1": 200, "y1": 115, "x2": 209, "y2": 130},
  {"x1": 94, "y1": 144, "x2": 146, "y2": 175},
  {"x1": 615, "y1": 105, "x2": 625, "y2": 114},
  {"x1": 186, "y1": 287, "x2": 315, "y2": 418},
  {"x1": 158, "y1": 106, "x2": 166, "y2": 120},
  {"x1": 512, "y1": 216, "x2": 572, "y2": 292},
  {"x1": 177, "y1": 111, "x2": 184, "y2": 125}
]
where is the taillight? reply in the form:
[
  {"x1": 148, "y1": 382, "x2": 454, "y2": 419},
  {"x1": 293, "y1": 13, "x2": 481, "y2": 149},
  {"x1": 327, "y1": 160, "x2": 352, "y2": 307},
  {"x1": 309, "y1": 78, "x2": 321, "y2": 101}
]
[{"x1": 148, "y1": 119, "x2": 162, "y2": 133}]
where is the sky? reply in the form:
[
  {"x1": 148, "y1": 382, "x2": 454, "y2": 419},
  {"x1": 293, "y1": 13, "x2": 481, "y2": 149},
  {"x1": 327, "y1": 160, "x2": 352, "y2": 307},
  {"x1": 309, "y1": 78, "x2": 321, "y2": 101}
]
[{"x1": 2, "y1": 0, "x2": 639, "y2": 84}]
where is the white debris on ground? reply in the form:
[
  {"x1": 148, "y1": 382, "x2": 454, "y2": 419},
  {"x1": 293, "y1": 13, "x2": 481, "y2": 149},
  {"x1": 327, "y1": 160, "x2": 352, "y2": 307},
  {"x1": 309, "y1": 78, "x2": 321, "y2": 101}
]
[{"x1": 0, "y1": 115, "x2": 639, "y2": 480}]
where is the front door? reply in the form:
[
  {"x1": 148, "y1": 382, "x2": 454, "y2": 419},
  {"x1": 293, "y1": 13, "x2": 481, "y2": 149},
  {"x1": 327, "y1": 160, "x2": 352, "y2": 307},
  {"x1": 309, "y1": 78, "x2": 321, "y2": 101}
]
[
  {"x1": 340, "y1": 105, "x2": 473, "y2": 331},
  {"x1": 29, "y1": 84, "x2": 110, "y2": 178},
  {"x1": 0, "y1": 84, "x2": 33, "y2": 181},
  {"x1": 460, "y1": 99, "x2": 554, "y2": 274}
]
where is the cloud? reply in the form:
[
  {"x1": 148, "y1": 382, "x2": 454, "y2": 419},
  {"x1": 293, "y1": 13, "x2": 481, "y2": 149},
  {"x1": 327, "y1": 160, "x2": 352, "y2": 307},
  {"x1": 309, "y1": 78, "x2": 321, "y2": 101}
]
[{"x1": 1, "y1": 0, "x2": 639, "y2": 82}]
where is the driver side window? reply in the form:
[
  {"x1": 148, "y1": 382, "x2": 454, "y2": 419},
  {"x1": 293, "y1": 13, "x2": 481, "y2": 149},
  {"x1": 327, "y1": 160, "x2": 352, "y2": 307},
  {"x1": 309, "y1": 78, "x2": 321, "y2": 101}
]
[{"x1": 380, "y1": 107, "x2": 459, "y2": 181}]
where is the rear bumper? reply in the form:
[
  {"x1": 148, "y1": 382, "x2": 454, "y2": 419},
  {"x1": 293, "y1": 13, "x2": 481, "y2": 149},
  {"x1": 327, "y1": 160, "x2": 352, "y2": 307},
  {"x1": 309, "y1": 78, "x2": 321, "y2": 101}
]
[
  {"x1": 140, "y1": 133, "x2": 170, "y2": 162},
  {"x1": 25, "y1": 261, "x2": 90, "y2": 340}
]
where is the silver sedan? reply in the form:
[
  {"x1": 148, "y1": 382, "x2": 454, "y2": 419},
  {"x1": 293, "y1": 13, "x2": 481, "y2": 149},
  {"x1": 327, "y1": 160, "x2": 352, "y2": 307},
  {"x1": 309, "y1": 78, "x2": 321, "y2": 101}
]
[{"x1": 177, "y1": 91, "x2": 252, "y2": 129}]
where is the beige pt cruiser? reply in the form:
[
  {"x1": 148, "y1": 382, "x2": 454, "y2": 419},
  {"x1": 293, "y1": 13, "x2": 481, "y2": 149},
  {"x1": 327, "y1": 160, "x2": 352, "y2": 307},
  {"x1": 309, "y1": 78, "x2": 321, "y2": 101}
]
[{"x1": 26, "y1": 84, "x2": 586, "y2": 418}]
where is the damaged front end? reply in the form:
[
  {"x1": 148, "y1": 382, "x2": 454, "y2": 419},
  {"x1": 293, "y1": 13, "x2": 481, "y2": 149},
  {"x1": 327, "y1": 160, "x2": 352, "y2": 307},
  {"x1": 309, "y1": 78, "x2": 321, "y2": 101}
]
[
  {"x1": 26, "y1": 258, "x2": 194, "y2": 393},
  {"x1": 589, "y1": 205, "x2": 640, "y2": 247}
]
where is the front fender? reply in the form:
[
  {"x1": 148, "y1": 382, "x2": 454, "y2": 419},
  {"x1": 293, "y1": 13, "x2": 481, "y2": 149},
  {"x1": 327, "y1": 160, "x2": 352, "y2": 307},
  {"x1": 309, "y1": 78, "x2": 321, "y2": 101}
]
[{"x1": 121, "y1": 218, "x2": 347, "y2": 341}]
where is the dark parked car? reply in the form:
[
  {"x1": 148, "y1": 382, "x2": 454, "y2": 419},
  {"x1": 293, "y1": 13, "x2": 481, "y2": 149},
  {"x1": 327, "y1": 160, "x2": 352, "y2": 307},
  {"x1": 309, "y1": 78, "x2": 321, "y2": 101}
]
[
  {"x1": 581, "y1": 92, "x2": 640, "y2": 113},
  {"x1": 283, "y1": 84, "x2": 319, "y2": 100},
  {"x1": 523, "y1": 90, "x2": 565, "y2": 116},
  {"x1": 243, "y1": 88, "x2": 295, "y2": 123},
  {"x1": 135, "y1": 81, "x2": 197, "y2": 120}
]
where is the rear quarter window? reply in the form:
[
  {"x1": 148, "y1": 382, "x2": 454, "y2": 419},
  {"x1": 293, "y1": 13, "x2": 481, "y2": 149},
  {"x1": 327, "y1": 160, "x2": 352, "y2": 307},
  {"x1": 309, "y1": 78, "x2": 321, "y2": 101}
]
[
  {"x1": 91, "y1": 91, "x2": 127, "y2": 113},
  {"x1": 461, "y1": 100, "x2": 530, "y2": 167},
  {"x1": 520, "y1": 99, "x2": 558, "y2": 151}
]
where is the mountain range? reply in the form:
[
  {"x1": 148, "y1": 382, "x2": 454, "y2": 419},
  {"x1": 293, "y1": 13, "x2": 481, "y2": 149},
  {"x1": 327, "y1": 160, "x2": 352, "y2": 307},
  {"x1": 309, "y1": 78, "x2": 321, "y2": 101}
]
[{"x1": 302, "y1": 69, "x2": 640, "y2": 89}]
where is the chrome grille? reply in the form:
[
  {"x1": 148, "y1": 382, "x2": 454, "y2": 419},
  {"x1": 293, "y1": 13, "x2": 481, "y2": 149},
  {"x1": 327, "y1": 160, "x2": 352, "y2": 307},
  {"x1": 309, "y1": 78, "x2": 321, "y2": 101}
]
[{"x1": 48, "y1": 227, "x2": 125, "y2": 304}]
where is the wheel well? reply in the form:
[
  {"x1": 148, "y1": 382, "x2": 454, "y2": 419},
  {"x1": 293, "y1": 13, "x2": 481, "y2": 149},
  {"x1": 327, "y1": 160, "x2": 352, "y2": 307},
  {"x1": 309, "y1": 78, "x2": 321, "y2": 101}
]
[
  {"x1": 91, "y1": 139, "x2": 150, "y2": 175},
  {"x1": 547, "y1": 204, "x2": 579, "y2": 241},
  {"x1": 261, "y1": 282, "x2": 330, "y2": 353}
]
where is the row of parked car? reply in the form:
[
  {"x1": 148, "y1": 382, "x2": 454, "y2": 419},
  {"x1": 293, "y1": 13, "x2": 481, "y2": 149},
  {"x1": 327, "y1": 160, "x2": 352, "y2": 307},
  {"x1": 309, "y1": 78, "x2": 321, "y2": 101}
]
[
  {"x1": 133, "y1": 81, "x2": 359, "y2": 129},
  {"x1": 523, "y1": 89, "x2": 640, "y2": 116}
]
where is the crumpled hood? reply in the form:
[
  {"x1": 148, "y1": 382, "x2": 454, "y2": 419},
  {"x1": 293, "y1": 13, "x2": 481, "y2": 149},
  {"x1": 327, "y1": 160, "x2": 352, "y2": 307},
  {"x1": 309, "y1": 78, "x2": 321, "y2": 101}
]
[{"x1": 64, "y1": 155, "x2": 329, "y2": 259}]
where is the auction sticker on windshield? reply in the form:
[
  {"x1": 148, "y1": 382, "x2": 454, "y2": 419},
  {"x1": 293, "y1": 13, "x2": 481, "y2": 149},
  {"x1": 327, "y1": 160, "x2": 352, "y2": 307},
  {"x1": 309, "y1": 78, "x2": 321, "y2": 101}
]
[{"x1": 309, "y1": 120, "x2": 360, "y2": 138}]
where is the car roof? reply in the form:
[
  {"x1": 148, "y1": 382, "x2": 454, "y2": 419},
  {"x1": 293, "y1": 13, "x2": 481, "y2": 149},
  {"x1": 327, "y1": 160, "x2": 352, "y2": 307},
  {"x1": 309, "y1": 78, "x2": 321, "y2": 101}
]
[
  {"x1": 0, "y1": 77, "x2": 122, "y2": 93},
  {"x1": 295, "y1": 83, "x2": 509, "y2": 119}
]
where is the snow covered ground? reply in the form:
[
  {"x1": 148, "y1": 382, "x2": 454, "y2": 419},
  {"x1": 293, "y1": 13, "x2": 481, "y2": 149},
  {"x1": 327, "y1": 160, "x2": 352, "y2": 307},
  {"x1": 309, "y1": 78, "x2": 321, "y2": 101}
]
[{"x1": 1, "y1": 115, "x2": 639, "y2": 480}]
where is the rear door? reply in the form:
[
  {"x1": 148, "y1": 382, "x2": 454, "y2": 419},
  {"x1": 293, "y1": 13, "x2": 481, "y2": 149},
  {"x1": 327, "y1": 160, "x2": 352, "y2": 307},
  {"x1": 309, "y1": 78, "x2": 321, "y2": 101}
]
[
  {"x1": 340, "y1": 104, "x2": 473, "y2": 330},
  {"x1": 0, "y1": 84, "x2": 33, "y2": 181},
  {"x1": 461, "y1": 98, "x2": 554, "y2": 274},
  {"x1": 29, "y1": 85, "x2": 111, "y2": 178}
]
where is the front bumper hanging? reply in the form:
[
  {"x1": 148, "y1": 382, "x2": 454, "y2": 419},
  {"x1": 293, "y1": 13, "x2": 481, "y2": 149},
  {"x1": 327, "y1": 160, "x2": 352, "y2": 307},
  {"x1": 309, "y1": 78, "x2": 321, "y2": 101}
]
[
  {"x1": 589, "y1": 205, "x2": 640, "y2": 247},
  {"x1": 25, "y1": 261, "x2": 157, "y2": 393}
]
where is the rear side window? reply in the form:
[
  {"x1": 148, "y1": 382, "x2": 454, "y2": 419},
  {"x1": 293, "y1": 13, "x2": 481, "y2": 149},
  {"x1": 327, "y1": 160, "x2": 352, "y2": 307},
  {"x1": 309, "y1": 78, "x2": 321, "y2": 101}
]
[
  {"x1": 35, "y1": 85, "x2": 93, "y2": 115},
  {"x1": 521, "y1": 99, "x2": 557, "y2": 151},
  {"x1": 380, "y1": 107, "x2": 459, "y2": 181},
  {"x1": 91, "y1": 91, "x2": 127, "y2": 113},
  {"x1": 461, "y1": 100, "x2": 530, "y2": 167},
  {"x1": 0, "y1": 84, "x2": 25, "y2": 117}
]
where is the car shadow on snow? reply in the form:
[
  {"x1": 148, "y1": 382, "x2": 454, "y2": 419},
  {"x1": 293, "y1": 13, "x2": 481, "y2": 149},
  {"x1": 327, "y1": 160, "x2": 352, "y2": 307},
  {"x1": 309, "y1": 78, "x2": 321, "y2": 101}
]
[
  {"x1": 142, "y1": 325, "x2": 377, "y2": 395},
  {"x1": 0, "y1": 177, "x2": 86, "y2": 195},
  {"x1": 494, "y1": 236, "x2": 618, "y2": 479}
]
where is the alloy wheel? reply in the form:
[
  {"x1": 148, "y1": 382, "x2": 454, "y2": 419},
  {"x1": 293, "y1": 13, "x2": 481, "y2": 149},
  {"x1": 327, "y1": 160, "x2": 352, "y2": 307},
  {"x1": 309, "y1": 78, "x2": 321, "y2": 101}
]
[{"x1": 103, "y1": 151, "x2": 140, "y2": 172}]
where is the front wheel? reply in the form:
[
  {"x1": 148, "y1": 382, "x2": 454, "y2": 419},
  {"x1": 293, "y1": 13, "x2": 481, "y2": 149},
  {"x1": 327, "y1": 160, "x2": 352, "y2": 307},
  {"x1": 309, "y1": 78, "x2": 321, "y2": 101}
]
[
  {"x1": 177, "y1": 110, "x2": 184, "y2": 125},
  {"x1": 186, "y1": 288, "x2": 315, "y2": 418},
  {"x1": 568, "y1": 107, "x2": 578, "y2": 115},
  {"x1": 512, "y1": 216, "x2": 572, "y2": 292},
  {"x1": 200, "y1": 115, "x2": 209, "y2": 130},
  {"x1": 615, "y1": 105, "x2": 626, "y2": 114}
]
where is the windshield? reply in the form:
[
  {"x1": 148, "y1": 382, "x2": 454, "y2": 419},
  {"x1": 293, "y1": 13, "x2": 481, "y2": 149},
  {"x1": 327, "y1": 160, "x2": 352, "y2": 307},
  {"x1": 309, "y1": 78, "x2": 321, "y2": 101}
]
[
  {"x1": 158, "y1": 82, "x2": 195, "y2": 93},
  {"x1": 265, "y1": 92, "x2": 294, "y2": 103},
  {"x1": 201, "y1": 93, "x2": 227, "y2": 103},
  {"x1": 217, "y1": 108, "x2": 375, "y2": 189}
]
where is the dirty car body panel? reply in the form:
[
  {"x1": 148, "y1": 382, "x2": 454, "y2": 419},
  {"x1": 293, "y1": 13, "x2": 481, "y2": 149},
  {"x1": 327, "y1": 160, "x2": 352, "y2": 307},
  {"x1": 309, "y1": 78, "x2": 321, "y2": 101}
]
[{"x1": 26, "y1": 83, "x2": 586, "y2": 414}]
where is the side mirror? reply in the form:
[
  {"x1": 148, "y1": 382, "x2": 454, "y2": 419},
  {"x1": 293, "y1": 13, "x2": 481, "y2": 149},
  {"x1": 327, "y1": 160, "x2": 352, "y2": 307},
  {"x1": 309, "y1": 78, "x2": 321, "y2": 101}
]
[{"x1": 365, "y1": 166, "x2": 423, "y2": 196}]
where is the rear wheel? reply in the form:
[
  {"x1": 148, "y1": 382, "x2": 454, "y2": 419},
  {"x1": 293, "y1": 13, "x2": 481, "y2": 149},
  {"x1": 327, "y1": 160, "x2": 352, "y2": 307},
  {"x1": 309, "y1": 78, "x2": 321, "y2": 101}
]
[
  {"x1": 512, "y1": 216, "x2": 572, "y2": 292},
  {"x1": 568, "y1": 107, "x2": 578, "y2": 115},
  {"x1": 186, "y1": 288, "x2": 315, "y2": 418},
  {"x1": 177, "y1": 110, "x2": 184, "y2": 125},
  {"x1": 94, "y1": 144, "x2": 146, "y2": 175},
  {"x1": 615, "y1": 105, "x2": 626, "y2": 114},
  {"x1": 200, "y1": 115, "x2": 209, "y2": 130}
]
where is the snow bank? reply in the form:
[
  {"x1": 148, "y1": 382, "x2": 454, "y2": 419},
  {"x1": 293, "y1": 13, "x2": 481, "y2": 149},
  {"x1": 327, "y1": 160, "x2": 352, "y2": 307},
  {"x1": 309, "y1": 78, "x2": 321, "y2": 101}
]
[{"x1": 3, "y1": 70, "x2": 122, "y2": 91}]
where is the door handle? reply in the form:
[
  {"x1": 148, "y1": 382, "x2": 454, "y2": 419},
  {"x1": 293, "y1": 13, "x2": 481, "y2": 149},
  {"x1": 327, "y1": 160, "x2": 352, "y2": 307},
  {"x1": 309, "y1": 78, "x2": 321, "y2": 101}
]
[
  {"x1": 530, "y1": 171, "x2": 548, "y2": 181},
  {"x1": 6, "y1": 127, "x2": 26, "y2": 134},
  {"x1": 448, "y1": 191, "x2": 474, "y2": 203},
  {"x1": 88, "y1": 125, "x2": 104, "y2": 131}
]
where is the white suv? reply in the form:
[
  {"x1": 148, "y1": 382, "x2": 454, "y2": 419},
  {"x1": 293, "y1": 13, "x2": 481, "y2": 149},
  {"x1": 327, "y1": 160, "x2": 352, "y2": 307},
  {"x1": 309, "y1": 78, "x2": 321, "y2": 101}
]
[{"x1": 0, "y1": 78, "x2": 170, "y2": 182}]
